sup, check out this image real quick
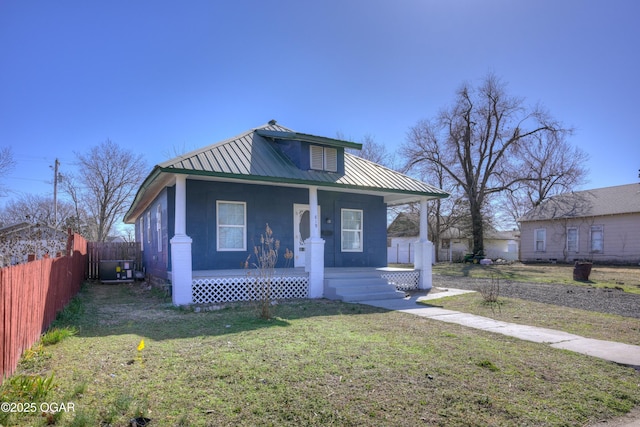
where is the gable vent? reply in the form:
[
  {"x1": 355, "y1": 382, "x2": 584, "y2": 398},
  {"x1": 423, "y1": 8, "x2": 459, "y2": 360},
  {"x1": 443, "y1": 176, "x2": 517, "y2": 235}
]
[
  {"x1": 310, "y1": 145, "x2": 324, "y2": 170},
  {"x1": 324, "y1": 147, "x2": 337, "y2": 172}
]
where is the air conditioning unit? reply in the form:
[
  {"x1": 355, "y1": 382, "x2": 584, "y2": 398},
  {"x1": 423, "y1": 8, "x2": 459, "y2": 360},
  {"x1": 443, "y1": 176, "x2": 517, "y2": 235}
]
[{"x1": 99, "y1": 260, "x2": 135, "y2": 283}]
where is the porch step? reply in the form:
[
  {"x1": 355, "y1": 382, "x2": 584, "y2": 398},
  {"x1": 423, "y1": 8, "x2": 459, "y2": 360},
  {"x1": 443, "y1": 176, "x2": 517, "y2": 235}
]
[{"x1": 324, "y1": 269, "x2": 406, "y2": 302}]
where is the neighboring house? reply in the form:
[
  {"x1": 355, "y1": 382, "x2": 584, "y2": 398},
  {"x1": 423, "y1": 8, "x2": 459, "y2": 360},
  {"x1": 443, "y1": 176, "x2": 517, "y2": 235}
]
[
  {"x1": 124, "y1": 121, "x2": 448, "y2": 305},
  {"x1": 0, "y1": 222, "x2": 69, "y2": 267},
  {"x1": 519, "y1": 183, "x2": 640, "y2": 264},
  {"x1": 387, "y1": 212, "x2": 519, "y2": 263},
  {"x1": 481, "y1": 229, "x2": 519, "y2": 262}
]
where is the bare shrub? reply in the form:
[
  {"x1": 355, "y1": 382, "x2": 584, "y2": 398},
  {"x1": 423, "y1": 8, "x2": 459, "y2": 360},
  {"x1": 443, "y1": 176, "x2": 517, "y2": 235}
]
[{"x1": 478, "y1": 274, "x2": 502, "y2": 314}]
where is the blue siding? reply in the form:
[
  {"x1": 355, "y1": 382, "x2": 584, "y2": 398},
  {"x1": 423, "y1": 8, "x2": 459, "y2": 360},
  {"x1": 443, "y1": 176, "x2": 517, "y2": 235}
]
[
  {"x1": 166, "y1": 186, "x2": 175, "y2": 272},
  {"x1": 272, "y1": 139, "x2": 304, "y2": 169},
  {"x1": 319, "y1": 192, "x2": 387, "y2": 267},
  {"x1": 184, "y1": 180, "x2": 386, "y2": 270},
  {"x1": 271, "y1": 139, "x2": 345, "y2": 174},
  {"x1": 186, "y1": 180, "x2": 308, "y2": 270},
  {"x1": 137, "y1": 180, "x2": 389, "y2": 275},
  {"x1": 136, "y1": 188, "x2": 169, "y2": 279}
]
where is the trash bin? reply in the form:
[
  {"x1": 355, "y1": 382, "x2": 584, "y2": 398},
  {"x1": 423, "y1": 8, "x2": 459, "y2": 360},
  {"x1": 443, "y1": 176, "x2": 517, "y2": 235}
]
[{"x1": 573, "y1": 261, "x2": 592, "y2": 281}]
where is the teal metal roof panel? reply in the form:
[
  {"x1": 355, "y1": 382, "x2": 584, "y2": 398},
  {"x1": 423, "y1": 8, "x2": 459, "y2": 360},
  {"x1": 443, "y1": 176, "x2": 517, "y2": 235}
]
[
  {"x1": 256, "y1": 129, "x2": 363, "y2": 150},
  {"x1": 125, "y1": 121, "x2": 448, "y2": 223},
  {"x1": 158, "y1": 123, "x2": 447, "y2": 198}
]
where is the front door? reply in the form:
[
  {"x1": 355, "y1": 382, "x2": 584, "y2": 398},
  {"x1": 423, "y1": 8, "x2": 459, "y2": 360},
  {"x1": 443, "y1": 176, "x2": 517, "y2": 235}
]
[{"x1": 293, "y1": 204, "x2": 319, "y2": 267}]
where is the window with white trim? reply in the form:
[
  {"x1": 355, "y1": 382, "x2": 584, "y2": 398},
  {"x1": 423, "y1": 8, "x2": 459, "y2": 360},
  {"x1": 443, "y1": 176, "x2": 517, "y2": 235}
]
[
  {"x1": 566, "y1": 227, "x2": 578, "y2": 253},
  {"x1": 341, "y1": 209, "x2": 363, "y2": 252},
  {"x1": 139, "y1": 217, "x2": 144, "y2": 251},
  {"x1": 217, "y1": 201, "x2": 246, "y2": 251},
  {"x1": 156, "y1": 205, "x2": 162, "y2": 252},
  {"x1": 590, "y1": 225, "x2": 604, "y2": 253},
  {"x1": 310, "y1": 145, "x2": 338, "y2": 172},
  {"x1": 534, "y1": 228, "x2": 546, "y2": 252},
  {"x1": 146, "y1": 212, "x2": 151, "y2": 244}
]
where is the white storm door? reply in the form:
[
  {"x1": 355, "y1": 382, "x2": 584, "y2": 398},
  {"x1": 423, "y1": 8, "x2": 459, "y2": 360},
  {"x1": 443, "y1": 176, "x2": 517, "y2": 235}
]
[{"x1": 293, "y1": 204, "x2": 320, "y2": 267}]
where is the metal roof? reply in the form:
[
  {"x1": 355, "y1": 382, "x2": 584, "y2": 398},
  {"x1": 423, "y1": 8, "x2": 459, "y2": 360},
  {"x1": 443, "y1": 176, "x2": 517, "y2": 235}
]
[
  {"x1": 255, "y1": 129, "x2": 363, "y2": 150},
  {"x1": 124, "y1": 122, "x2": 448, "y2": 223},
  {"x1": 519, "y1": 183, "x2": 640, "y2": 222}
]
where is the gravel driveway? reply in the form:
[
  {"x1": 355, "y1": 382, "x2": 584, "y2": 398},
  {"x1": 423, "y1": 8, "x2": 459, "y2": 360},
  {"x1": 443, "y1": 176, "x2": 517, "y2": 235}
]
[{"x1": 432, "y1": 274, "x2": 640, "y2": 319}]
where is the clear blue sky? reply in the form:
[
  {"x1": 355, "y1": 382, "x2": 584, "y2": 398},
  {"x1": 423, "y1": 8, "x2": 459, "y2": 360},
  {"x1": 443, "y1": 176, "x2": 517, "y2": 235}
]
[{"x1": 1, "y1": 0, "x2": 639, "y2": 206}]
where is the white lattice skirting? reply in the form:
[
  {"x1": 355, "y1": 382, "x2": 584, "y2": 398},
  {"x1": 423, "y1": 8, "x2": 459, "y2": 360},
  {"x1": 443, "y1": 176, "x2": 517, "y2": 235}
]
[
  {"x1": 381, "y1": 270, "x2": 420, "y2": 291},
  {"x1": 192, "y1": 275, "x2": 309, "y2": 304}
]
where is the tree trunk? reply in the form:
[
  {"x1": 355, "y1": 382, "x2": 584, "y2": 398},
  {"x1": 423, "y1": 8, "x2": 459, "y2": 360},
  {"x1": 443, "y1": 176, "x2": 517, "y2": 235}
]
[
  {"x1": 433, "y1": 199, "x2": 441, "y2": 262},
  {"x1": 470, "y1": 201, "x2": 484, "y2": 256}
]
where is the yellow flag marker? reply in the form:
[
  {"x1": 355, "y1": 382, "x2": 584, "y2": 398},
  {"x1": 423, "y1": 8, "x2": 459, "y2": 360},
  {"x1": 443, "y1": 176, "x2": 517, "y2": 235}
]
[{"x1": 137, "y1": 339, "x2": 145, "y2": 352}]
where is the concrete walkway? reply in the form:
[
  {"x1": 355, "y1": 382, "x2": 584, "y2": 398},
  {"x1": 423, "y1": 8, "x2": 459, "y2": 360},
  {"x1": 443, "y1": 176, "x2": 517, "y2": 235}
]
[{"x1": 358, "y1": 288, "x2": 640, "y2": 368}]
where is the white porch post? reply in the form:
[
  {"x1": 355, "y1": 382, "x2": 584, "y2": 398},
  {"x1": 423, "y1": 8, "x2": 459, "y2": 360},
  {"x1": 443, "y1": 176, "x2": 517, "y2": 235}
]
[
  {"x1": 170, "y1": 174, "x2": 193, "y2": 305},
  {"x1": 414, "y1": 197, "x2": 433, "y2": 290},
  {"x1": 305, "y1": 186, "x2": 325, "y2": 298}
]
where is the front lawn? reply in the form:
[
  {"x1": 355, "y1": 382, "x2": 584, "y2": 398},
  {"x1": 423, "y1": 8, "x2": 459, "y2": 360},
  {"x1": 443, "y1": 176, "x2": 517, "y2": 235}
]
[{"x1": 2, "y1": 283, "x2": 639, "y2": 426}]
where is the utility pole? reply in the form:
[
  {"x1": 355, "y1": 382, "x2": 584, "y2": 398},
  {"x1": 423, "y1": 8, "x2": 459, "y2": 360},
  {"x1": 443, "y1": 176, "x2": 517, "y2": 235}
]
[{"x1": 53, "y1": 158, "x2": 59, "y2": 227}]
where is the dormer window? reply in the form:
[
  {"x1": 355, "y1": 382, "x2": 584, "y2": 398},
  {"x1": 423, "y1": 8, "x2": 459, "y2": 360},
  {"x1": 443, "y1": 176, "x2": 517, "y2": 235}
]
[{"x1": 310, "y1": 145, "x2": 338, "y2": 172}]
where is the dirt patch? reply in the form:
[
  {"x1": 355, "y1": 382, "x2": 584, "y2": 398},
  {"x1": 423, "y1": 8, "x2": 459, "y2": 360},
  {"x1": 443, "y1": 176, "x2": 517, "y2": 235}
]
[
  {"x1": 84, "y1": 281, "x2": 182, "y2": 326},
  {"x1": 433, "y1": 262, "x2": 640, "y2": 293},
  {"x1": 588, "y1": 406, "x2": 640, "y2": 427},
  {"x1": 433, "y1": 274, "x2": 640, "y2": 318}
]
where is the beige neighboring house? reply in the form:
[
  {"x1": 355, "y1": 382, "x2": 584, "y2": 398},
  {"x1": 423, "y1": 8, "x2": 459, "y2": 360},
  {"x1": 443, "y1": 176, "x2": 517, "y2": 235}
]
[
  {"x1": 0, "y1": 222, "x2": 68, "y2": 267},
  {"x1": 519, "y1": 183, "x2": 640, "y2": 264}
]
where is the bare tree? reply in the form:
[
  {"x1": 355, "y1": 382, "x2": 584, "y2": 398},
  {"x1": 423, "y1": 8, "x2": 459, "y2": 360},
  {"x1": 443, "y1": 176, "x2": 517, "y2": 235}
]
[
  {"x1": 0, "y1": 147, "x2": 15, "y2": 197},
  {"x1": 0, "y1": 194, "x2": 77, "y2": 229},
  {"x1": 403, "y1": 119, "x2": 471, "y2": 261},
  {"x1": 403, "y1": 73, "x2": 571, "y2": 255},
  {"x1": 58, "y1": 171, "x2": 92, "y2": 236},
  {"x1": 499, "y1": 132, "x2": 588, "y2": 228},
  {"x1": 339, "y1": 132, "x2": 398, "y2": 169},
  {"x1": 356, "y1": 134, "x2": 398, "y2": 168},
  {"x1": 75, "y1": 140, "x2": 147, "y2": 241}
]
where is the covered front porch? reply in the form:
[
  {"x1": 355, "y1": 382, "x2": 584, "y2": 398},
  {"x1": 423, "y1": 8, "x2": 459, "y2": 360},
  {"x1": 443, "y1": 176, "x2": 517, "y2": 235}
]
[
  {"x1": 170, "y1": 176, "x2": 436, "y2": 305},
  {"x1": 188, "y1": 267, "x2": 421, "y2": 304}
]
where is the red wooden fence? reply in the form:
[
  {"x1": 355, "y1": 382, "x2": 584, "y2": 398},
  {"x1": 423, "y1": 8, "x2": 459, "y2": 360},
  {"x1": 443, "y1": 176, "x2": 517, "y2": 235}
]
[{"x1": 0, "y1": 231, "x2": 87, "y2": 383}]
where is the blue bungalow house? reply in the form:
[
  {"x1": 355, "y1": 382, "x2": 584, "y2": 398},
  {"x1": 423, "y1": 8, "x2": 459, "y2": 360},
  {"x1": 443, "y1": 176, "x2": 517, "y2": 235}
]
[{"x1": 123, "y1": 121, "x2": 448, "y2": 305}]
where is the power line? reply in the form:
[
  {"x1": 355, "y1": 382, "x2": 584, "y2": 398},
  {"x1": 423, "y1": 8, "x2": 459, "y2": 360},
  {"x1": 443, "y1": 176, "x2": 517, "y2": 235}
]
[
  {"x1": 6, "y1": 176, "x2": 50, "y2": 183},
  {"x1": 14, "y1": 155, "x2": 75, "y2": 163}
]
